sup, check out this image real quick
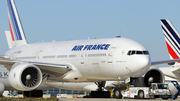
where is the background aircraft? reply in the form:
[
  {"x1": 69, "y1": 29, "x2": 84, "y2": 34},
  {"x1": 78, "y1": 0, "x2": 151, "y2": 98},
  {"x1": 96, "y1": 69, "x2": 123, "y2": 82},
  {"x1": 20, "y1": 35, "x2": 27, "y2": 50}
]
[{"x1": 159, "y1": 19, "x2": 180, "y2": 81}]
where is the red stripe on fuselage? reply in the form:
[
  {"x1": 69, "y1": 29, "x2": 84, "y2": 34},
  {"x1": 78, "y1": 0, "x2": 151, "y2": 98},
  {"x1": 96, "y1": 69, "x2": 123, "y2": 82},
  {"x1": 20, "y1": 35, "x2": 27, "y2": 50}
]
[
  {"x1": 166, "y1": 41, "x2": 180, "y2": 63},
  {"x1": 8, "y1": 18, "x2": 15, "y2": 41}
]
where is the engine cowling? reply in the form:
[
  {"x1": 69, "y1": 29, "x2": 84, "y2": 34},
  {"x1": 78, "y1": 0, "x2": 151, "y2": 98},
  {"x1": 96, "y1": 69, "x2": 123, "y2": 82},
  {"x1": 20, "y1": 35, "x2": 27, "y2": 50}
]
[
  {"x1": 9, "y1": 63, "x2": 42, "y2": 91},
  {"x1": 0, "y1": 82, "x2": 4, "y2": 95},
  {"x1": 131, "y1": 67, "x2": 165, "y2": 87}
]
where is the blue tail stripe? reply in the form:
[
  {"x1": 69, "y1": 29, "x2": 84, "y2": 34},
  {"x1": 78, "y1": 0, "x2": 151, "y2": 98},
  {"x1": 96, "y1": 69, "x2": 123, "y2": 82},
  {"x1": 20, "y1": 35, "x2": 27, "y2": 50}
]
[
  {"x1": 161, "y1": 20, "x2": 180, "y2": 45},
  {"x1": 162, "y1": 25, "x2": 180, "y2": 53},
  {"x1": 7, "y1": 0, "x2": 17, "y2": 39},
  {"x1": 7, "y1": 0, "x2": 19, "y2": 40},
  {"x1": 7, "y1": 0, "x2": 22, "y2": 40},
  {"x1": 163, "y1": 31, "x2": 180, "y2": 55}
]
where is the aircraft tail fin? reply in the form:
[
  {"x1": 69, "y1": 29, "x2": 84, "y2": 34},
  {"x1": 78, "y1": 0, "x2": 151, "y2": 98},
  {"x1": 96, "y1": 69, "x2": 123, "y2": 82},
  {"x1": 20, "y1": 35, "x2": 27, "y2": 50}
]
[
  {"x1": 160, "y1": 19, "x2": 180, "y2": 63},
  {"x1": 6, "y1": 0, "x2": 28, "y2": 48}
]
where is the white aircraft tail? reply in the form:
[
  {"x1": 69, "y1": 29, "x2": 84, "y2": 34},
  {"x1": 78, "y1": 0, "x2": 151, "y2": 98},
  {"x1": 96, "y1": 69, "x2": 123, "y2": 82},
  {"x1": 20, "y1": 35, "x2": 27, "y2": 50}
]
[
  {"x1": 160, "y1": 19, "x2": 180, "y2": 64},
  {"x1": 6, "y1": 0, "x2": 28, "y2": 49}
]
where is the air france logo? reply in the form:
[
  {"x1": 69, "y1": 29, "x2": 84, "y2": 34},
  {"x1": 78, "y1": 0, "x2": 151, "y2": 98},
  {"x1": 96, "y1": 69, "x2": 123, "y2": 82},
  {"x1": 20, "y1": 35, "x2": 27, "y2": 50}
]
[
  {"x1": 72, "y1": 44, "x2": 110, "y2": 51},
  {"x1": 0, "y1": 72, "x2": 9, "y2": 78}
]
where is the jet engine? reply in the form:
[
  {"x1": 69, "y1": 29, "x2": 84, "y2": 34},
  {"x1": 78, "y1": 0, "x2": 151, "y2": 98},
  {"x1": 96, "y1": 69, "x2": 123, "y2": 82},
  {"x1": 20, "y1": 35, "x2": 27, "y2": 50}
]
[
  {"x1": 0, "y1": 82, "x2": 4, "y2": 95},
  {"x1": 131, "y1": 67, "x2": 165, "y2": 87},
  {"x1": 9, "y1": 63, "x2": 42, "y2": 91}
]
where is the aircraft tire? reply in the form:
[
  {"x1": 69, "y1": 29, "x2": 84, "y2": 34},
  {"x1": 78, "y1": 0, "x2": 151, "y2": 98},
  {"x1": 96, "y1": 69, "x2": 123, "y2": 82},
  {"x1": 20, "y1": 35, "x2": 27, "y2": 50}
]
[
  {"x1": 32, "y1": 90, "x2": 43, "y2": 97},
  {"x1": 90, "y1": 91, "x2": 110, "y2": 98},
  {"x1": 23, "y1": 91, "x2": 30, "y2": 97},
  {"x1": 23, "y1": 90, "x2": 43, "y2": 97}
]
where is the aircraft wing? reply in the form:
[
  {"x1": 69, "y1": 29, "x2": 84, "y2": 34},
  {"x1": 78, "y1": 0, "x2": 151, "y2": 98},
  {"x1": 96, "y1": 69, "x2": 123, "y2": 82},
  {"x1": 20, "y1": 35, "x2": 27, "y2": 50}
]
[
  {"x1": 0, "y1": 58, "x2": 72, "y2": 77},
  {"x1": 151, "y1": 59, "x2": 180, "y2": 65}
]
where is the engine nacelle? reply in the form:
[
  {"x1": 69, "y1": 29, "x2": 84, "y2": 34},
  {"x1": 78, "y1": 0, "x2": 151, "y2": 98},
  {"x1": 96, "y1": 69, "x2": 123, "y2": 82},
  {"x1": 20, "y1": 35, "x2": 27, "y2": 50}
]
[
  {"x1": 9, "y1": 63, "x2": 42, "y2": 91},
  {"x1": 0, "y1": 82, "x2": 4, "y2": 95},
  {"x1": 131, "y1": 67, "x2": 165, "y2": 87}
]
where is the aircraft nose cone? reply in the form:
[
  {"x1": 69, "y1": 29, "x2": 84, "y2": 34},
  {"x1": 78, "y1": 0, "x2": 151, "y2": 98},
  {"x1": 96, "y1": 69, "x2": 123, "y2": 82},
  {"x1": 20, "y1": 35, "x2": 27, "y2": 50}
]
[{"x1": 138, "y1": 56, "x2": 150, "y2": 70}]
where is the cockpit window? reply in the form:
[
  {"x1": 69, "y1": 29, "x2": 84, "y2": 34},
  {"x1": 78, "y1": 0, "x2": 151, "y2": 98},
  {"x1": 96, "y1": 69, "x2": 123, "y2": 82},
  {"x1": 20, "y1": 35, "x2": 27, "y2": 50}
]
[
  {"x1": 127, "y1": 51, "x2": 131, "y2": 55},
  {"x1": 127, "y1": 50, "x2": 149, "y2": 56},
  {"x1": 131, "y1": 51, "x2": 136, "y2": 55},
  {"x1": 143, "y1": 51, "x2": 149, "y2": 55},
  {"x1": 136, "y1": 51, "x2": 143, "y2": 54}
]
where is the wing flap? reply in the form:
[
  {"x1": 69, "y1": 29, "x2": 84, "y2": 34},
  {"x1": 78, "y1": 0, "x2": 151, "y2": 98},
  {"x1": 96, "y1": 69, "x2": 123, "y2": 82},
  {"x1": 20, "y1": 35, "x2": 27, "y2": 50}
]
[{"x1": 29, "y1": 62, "x2": 71, "y2": 76}]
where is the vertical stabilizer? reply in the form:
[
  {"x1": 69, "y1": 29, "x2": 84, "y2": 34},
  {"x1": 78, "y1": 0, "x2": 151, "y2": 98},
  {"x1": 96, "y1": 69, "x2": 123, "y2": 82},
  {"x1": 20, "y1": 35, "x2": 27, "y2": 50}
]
[
  {"x1": 6, "y1": 0, "x2": 28, "y2": 48},
  {"x1": 160, "y1": 19, "x2": 180, "y2": 64}
]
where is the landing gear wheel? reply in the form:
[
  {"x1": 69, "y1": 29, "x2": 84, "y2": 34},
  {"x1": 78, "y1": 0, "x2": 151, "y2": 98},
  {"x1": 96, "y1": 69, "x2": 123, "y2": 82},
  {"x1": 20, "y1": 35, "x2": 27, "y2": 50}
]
[
  {"x1": 138, "y1": 90, "x2": 144, "y2": 99},
  {"x1": 23, "y1": 90, "x2": 43, "y2": 97},
  {"x1": 32, "y1": 90, "x2": 43, "y2": 97},
  {"x1": 23, "y1": 91, "x2": 30, "y2": 97},
  {"x1": 90, "y1": 91, "x2": 110, "y2": 98},
  {"x1": 162, "y1": 98, "x2": 168, "y2": 100},
  {"x1": 90, "y1": 81, "x2": 110, "y2": 98},
  {"x1": 113, "y1": 88, "x2": 122, "y2": 99}
]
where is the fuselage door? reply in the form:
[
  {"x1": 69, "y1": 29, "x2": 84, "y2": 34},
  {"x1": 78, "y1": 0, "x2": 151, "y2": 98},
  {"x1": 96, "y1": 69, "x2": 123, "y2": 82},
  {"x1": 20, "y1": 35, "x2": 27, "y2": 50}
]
[{"x1": 107, "y1": 47, "x2": 116, "y2": 63}]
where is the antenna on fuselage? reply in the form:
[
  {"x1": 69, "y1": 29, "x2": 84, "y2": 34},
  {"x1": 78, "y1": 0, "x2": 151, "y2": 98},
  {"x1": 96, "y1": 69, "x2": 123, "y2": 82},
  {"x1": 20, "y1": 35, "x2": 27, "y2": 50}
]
[{"x1": 116, "y1": 31, "x2": 121, "y2": 38}]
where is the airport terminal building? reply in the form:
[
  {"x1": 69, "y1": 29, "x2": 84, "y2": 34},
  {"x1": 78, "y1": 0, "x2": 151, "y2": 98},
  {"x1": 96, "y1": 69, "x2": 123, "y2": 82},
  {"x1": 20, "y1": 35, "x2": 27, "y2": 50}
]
[
  {"x1": 7, "y1": 88, "x2": 87, "y2": 98},
  {"x1": 43, "y1": 88, "x2": 87, "y2": 97}
]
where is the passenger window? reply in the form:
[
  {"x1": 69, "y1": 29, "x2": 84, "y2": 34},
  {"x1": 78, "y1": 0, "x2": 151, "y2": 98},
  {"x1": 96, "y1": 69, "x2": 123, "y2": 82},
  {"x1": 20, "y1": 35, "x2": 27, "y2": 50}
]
[{"x1": 131, "y1": 51, "x2": 135, "y2": 55}]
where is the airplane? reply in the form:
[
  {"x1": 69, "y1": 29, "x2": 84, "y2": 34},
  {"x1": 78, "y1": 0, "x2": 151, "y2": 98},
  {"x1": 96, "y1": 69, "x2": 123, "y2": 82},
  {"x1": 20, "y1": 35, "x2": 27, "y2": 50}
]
[
  {"x1": 1, "y1": 0, "x2": 180, "y2": 98},
  {"x1": 152, "y1": 19, "x2": 180, "y2": 96}
]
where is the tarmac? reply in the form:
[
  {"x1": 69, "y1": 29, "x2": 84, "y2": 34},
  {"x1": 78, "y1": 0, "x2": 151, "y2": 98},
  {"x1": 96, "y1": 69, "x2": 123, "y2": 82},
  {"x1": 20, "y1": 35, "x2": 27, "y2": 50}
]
[{"x1": 58, "y1": 98, "x2": 174, "y2": 101}]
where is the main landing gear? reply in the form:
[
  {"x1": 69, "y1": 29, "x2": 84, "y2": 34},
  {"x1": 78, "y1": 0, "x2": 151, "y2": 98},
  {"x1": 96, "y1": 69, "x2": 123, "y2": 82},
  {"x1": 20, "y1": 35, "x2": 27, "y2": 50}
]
[
  {"x1": 23, "y1": 90, "x2": 43, "y2": 97},
  {"x1": 90, "y1": 81, "x2": 110, "y2": 98}
]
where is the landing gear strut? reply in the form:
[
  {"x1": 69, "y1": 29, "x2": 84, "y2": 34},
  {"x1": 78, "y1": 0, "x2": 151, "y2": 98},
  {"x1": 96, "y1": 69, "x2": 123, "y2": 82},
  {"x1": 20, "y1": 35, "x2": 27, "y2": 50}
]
[
  {"x1": 90, "y1": 81, "x2": 110, "y2": 98},
  {"x1": 23, "y1": 90, "x2": 43, "y2": 97}
]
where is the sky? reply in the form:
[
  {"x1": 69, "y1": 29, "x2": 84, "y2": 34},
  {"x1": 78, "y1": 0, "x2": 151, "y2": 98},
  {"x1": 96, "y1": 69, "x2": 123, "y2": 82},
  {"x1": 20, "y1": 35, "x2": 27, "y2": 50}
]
[{"x1": 0, "y1": 0, "x2": 180, "y2": 68}]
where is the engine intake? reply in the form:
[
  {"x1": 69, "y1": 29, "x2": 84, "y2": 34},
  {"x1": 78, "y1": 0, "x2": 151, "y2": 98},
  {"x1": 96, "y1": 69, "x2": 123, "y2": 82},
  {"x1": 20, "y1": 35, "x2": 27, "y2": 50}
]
[
  {"x1": 144, "y1": 69, "x2": 164, "y2": 87},
  {"x1": 131, "y1": 67, "x2": 165, "y2": 87},
  {"x1": 9, "y1": 63, "x2": 42, "y2": 91}
]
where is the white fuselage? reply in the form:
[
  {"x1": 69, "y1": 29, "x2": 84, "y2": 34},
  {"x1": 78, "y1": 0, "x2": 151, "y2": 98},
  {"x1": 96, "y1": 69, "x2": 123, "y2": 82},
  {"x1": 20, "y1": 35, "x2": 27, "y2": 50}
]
[{"x1": 5, "y1": 38, "x2": 151, "y2": 82}]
